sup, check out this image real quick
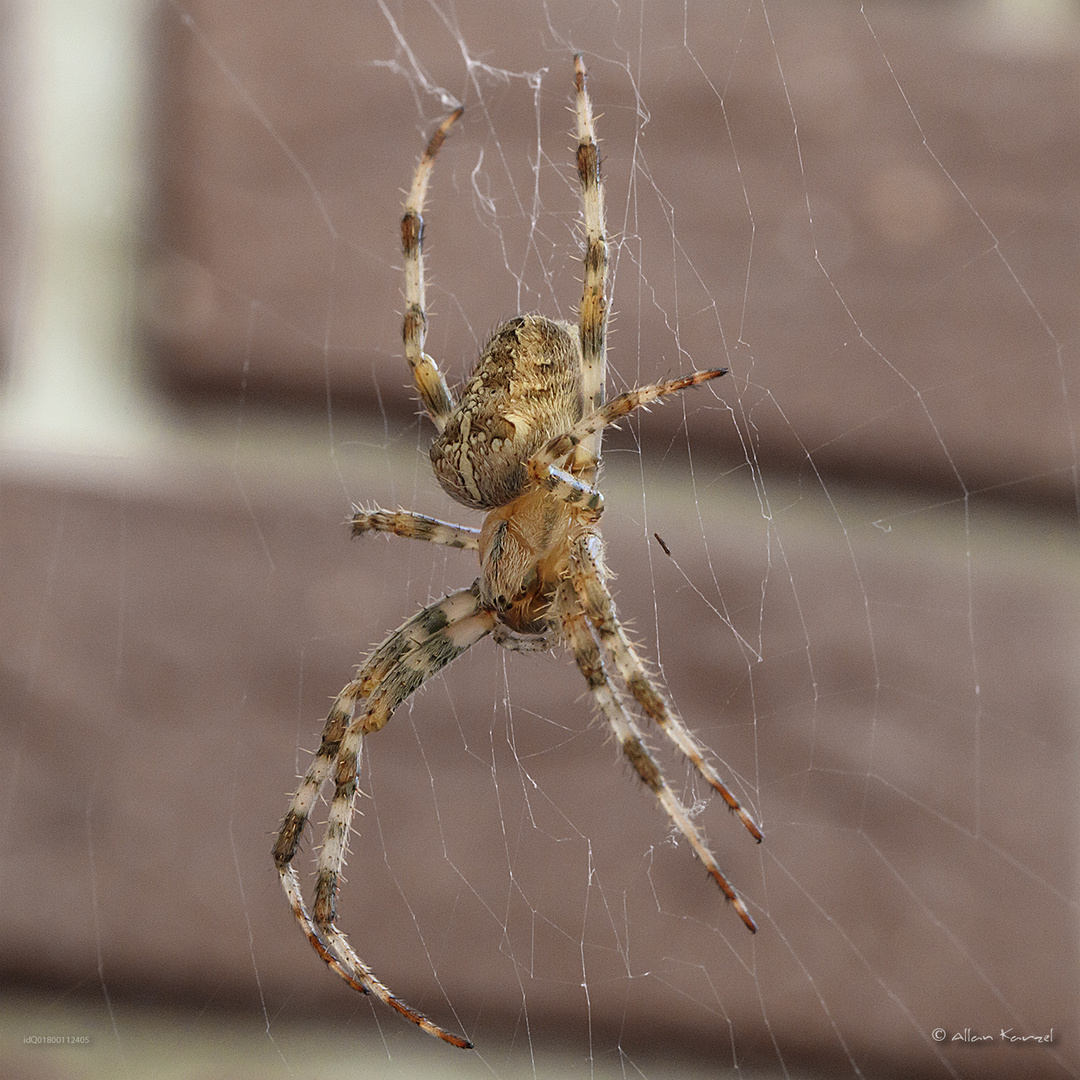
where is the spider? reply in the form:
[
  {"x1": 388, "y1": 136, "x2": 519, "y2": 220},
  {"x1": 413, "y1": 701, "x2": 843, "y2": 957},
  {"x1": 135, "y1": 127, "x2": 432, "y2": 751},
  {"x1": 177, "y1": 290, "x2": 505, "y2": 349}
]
[{"x1": 273, "y1": 54, "x2": 762, "y2": 1050}]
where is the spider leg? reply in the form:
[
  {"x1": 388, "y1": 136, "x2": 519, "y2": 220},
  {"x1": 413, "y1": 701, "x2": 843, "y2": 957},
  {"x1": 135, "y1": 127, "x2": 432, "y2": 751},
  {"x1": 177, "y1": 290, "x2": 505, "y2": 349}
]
[
  {"x1": 573, "y1": 53, "x2": 607, "y2": 478},
  {"x1": 525, "y1": 461, "x2": 604, "y2": 520},
  {"x1": 571, "y1": 534, "x2": 762, "y2": 842},
  {"x1": 525, "y1": 368, "x2": 728, "y2": 516},
  {"x1": 351, "y1": 506, "x2": 480, "y2": 550},
  {"x1": 538, "y1": 368, "x2": 729, "y2": 477},
  {"x1": 560, "y1": 595, "x2": 757, "y2": 932},
  {"x1": 278, "y1": 866, "x2": 476, "y2": 1046},
  {"x1": 402, "y1": 108, "x2": 463, "y2": 434},
  {"x1": 273, "y1": 583, "x2": 495, "y2": 1049},
  {"x1": 272, "y1": 582, "x2": 492, "y2": 886}
]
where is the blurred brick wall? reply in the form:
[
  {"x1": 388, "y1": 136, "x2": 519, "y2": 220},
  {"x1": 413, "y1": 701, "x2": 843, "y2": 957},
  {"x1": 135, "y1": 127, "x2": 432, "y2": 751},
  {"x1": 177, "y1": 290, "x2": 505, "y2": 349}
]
[{"x1": 1, "y1": 2, "x2": 1077, "y2": 1076}]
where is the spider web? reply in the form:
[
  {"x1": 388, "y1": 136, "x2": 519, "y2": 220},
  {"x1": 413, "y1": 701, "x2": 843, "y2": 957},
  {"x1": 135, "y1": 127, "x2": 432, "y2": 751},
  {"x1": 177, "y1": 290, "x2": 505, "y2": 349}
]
[{"x1": 1, "y1": 1, "x2": 1077, "y2": 1079}]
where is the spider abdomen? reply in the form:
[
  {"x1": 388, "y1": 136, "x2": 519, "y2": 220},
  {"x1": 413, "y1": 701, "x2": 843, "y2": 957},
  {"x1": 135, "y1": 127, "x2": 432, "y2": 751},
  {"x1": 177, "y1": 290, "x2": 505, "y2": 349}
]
[{"x1": 430, "y1": 315, "x2": 583, "y2": 510}]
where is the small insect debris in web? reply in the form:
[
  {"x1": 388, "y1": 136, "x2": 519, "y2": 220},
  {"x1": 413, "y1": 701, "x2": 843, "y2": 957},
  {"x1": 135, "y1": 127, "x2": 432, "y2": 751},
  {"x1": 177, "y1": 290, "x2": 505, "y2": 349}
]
[{"x1": 653, "y1": 533, "x2": 672, "y2": 556}]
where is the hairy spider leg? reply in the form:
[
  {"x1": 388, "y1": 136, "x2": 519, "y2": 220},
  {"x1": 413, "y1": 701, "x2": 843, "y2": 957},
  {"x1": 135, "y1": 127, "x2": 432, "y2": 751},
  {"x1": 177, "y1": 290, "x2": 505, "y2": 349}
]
[
  {"x1": 277, "y1": 867, "x2": 474, "y2": 1048},
  {"x1": 573, "y1": 53, "x2": 607, "y2": 479},
  {"x1": 527, "y1": 368, "x2": 729, "y2": 505},
  {"x1": 351, "y1": 507, "x2": 481, "y2": 550},
  {"x1": 529, "y1": 462, "x2": 606, "y2": 521},
  {"x1": 273, "y1": 584, "x2": 495, "y2": 1049},
  {"x1": 571, "y1": 534, "x2": 763, "y2": 843},
  {"x1": 560, "y1": 589, "x2": 758, "y2": 933},
  {"x1": 401, "y1": 108, "x2": 463, "y2": 434},
  {"x1": 272, "y1": 586, "x2": 489, "y2": 876}
]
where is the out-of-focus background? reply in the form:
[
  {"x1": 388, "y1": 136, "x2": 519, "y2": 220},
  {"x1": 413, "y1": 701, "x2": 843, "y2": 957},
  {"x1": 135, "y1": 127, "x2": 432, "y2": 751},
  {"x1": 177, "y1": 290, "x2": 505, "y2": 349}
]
[{"x1": 1, "y1": 1, "x2": 1077, "y2": 1078}]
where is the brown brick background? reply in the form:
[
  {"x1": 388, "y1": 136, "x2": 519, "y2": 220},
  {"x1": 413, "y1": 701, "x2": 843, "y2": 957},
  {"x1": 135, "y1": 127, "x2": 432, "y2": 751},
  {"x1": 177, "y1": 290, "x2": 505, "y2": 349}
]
[{"x1": 2, "y1": 2, "x2": 1077, "y2": 1078}]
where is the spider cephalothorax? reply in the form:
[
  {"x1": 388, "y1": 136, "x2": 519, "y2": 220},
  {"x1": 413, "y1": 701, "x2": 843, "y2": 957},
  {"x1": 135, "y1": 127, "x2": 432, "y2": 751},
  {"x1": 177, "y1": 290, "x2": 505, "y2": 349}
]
[{"x1": 274, "y1": 55, "x2": 761, "y2": 1050}]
